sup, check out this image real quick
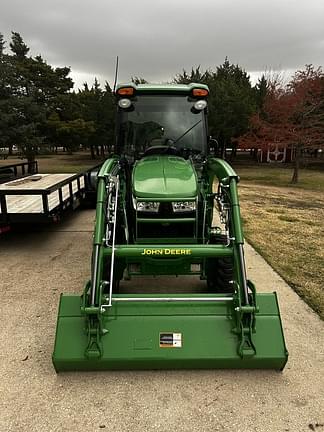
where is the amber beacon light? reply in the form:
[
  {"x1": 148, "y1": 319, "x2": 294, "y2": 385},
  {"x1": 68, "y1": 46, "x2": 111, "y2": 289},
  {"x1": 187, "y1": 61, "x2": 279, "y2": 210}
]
[
  {"x1": 192, "y1": 88, "x2": 208, "y2": 97},
  {"x1": 117, "y1": 87, "x2": 135, "y2": 96}
]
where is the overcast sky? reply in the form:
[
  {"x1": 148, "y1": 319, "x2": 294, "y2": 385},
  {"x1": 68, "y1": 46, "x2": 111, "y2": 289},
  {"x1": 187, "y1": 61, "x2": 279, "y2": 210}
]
[{"x1": 1, "y1": 0, "x2": 323, "y2": 89}]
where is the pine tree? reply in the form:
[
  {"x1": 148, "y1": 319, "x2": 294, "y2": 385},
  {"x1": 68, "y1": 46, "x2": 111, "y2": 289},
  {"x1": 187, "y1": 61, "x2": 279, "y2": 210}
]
[
  {"x1": 0, "y1": 33, "x2": 5, "y2": 57},
  {"x1": 10, "y1": 32, "x2": 29, "y2": 58}
]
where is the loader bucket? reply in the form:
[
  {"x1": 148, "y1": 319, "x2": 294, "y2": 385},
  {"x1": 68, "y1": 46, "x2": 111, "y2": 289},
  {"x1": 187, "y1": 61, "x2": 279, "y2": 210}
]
[{"x1": 52, "y1": 292, "x2": 288, "y2": 371}]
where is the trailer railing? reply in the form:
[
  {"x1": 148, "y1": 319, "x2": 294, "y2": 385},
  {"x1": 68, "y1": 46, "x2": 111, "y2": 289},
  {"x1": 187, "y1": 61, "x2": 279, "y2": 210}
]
[
  {"x1": 0, "y1": 172, "x2": 86, "y2": 223},
  {"x1": 0, "y1": 161, "x2": 38, "y2": 181}
]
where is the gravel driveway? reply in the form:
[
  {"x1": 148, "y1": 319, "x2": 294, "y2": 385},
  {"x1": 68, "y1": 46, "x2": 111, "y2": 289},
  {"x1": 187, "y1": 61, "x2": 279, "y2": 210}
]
[{"x1": 0, "y1": 210, "x2": 323, "y2": 432}]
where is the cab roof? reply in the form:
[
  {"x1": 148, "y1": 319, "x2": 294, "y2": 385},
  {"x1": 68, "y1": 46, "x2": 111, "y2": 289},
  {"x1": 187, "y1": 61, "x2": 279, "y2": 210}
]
[{"x1": 115, "y1": 82, "x2": 209, "y2": 95}]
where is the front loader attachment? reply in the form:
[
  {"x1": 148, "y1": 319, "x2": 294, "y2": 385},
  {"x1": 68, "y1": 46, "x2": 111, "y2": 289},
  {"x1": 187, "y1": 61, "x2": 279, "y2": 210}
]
[
  {"x1": 53, "y1": 291, "x2": 287, "y2": 371},
  {"x1": 52, "y1": 157, "x2": 288, "y2": 372}
]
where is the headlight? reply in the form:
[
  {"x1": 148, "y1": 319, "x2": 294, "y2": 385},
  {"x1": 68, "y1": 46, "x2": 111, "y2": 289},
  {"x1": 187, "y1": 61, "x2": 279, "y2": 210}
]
[
  {"x1": 136, "y1": 201, "x2": 160, "y2": 213},
  {"x1": 194, "y1": 99, "x2": 207, "y2": 111},
  {"x1": 118, "y1": 98, "x2": 132, "y2": 109},
  {"x1": 172, "y1": 201, "x2": 196, "y2": 213}
]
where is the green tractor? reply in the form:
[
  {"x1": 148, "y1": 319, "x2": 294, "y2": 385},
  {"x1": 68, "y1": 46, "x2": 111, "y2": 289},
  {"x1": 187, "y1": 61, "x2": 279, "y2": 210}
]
[{"x1": 52, "y1": 83, "x2": 288, "y2": 371}]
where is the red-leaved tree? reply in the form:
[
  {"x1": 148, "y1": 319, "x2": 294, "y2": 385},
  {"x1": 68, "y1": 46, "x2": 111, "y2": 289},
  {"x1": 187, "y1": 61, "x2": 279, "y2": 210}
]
[{"x1": 239, "y1": 65, "x2": 324, "y2": 183}]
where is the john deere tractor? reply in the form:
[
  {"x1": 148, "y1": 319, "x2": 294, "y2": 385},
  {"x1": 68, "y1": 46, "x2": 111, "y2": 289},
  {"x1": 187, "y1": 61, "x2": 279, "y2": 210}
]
[{"x1": 53, "y1": 83, "x2": 288, "y2": 371}]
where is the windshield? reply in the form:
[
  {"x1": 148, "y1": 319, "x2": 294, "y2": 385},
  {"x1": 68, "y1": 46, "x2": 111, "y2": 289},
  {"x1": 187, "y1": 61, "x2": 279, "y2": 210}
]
[{"x1": 117, "y1": 95, "x2": 207, "y2": 157}]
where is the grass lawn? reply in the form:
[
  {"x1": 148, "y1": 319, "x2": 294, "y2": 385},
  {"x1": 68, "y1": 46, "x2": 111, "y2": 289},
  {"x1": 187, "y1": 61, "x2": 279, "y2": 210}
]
[
  {"x1": 237, "y1": 164, "x2": 324, "y2": 192},
  {"x1": 235, "y1": 164, "x2": 324, "y2": 319},
  {"x1": 0, "y1": 151, "x2": 103, "y2": 173}
]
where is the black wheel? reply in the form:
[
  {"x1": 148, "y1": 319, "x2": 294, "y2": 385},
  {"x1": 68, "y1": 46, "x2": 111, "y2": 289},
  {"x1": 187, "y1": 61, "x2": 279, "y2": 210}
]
[
  {"x1": 102, "y1": 258, "x2": 125, "y2": 294},
  {"x1": 205, "y1": 234, "x2": 234, "y2": 293},
  {"x1": 102, "y1": 212, "x2": 126, "y2": 294},
  {"x1": 206, "y1": 257, "x2": 234, "y2": 293}
]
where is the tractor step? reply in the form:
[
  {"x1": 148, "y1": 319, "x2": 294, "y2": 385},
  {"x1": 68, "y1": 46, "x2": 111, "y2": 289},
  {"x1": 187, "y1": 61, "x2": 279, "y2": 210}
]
[{"x1": 53, "y1": 293, "x2": 288, "y2": 371}]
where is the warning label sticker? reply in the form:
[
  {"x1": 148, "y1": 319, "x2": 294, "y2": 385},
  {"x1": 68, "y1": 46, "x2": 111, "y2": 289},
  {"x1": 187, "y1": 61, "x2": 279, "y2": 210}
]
[{"x1": 159, "y1": 332, "x2": 182, "y2": 348}]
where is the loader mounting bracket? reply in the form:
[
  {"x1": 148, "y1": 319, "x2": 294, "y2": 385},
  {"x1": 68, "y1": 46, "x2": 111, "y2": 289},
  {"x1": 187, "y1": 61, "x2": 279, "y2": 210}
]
[
  {"x1": 82, "y1": 282, "x2": 107, "y2": 359},
  {"x1": 232, "y1": 280, "x2": 258, "y2": 358},
  {"x1": 85, "y1": 316, "x2": 102, "y2": 359}
]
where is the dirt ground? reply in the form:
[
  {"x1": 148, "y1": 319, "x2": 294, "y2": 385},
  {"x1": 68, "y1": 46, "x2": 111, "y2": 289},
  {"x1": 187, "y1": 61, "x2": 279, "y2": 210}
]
[{"x1": 0, "y1": 210, "x2": 323, "y2": 432}]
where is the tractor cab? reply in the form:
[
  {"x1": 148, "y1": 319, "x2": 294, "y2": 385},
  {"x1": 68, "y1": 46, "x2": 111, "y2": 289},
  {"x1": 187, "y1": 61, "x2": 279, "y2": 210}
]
[
  {"x1": 115, "y1": 84, "x2": 210, "y2": 244},
  {"x1": 115, "y1": 83, "x2": 209, "y2": 162}
]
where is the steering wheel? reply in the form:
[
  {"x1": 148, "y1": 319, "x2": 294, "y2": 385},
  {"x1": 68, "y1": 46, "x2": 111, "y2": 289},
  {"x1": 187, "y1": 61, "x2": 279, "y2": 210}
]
[{"x1": 143, "y1": 144, "x2": 180, "y2": 157}]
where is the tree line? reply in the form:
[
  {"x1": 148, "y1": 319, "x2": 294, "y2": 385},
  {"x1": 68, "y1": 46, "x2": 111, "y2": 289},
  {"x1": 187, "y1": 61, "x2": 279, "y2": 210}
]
[
  {"x1": 1, "y1": 32, "x2": 323, "y2": 182},
  {"x1": 0, "y1": 32, "x2": 115, "y2": 167}
]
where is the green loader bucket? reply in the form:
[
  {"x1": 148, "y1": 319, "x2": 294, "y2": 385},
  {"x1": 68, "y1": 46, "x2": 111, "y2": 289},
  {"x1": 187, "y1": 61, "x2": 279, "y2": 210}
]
[{"x1": 52, "y1": 292, "x2": 288, "y2": 371}]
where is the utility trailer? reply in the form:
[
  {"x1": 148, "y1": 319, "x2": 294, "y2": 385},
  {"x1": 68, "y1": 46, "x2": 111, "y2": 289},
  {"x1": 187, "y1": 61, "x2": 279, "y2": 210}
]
[{"x1": 0, "y1": 172, "x2": 88, "y2": 232}]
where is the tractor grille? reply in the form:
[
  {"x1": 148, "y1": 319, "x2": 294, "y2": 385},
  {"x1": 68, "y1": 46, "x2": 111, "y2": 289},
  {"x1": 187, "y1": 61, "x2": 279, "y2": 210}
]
[
  {"x1": 138, "y1": 203, "x2": 195, "y2": 219},
  {"x1": 136, "y1": 201, "x2": 197, "y2": 240},
  {"x1": 137, "y1": 221, "x2": 195, "y2": 239}
]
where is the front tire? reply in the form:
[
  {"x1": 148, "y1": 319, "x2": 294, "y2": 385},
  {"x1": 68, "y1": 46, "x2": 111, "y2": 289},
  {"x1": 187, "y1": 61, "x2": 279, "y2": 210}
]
[
  {"x1": 102, "y1": 258, "x2": 125, "y2": 294},
  {"x1": 205, "y1": 234, "x2": 234, "y2": 293},
  {"x1": 206, "y1": 257, "x2": 234, "y2": 293}
]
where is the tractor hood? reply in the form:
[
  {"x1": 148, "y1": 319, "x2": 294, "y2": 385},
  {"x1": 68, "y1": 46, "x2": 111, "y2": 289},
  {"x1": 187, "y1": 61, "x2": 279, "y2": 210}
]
[{"x1": 132, "y1": 155, "x2": 197, "y2": 199}]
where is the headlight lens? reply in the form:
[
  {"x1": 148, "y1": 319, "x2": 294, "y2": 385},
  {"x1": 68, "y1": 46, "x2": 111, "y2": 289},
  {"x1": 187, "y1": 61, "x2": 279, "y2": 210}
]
[
  {"x1": 136, "y1": 201, "x2": 160, "y2": 213},
  {"x1": 172, "y1": 201, "x2": 196, "y2": 212},
  {"x1": 118, "y1": 98, "x2": 132, "y2": 109},
  {"x1": 194, "y1": 99, "x2": 207, "y2": 111},
  {"x1": 133, "y1": 199, "x2": 196, "y2": 213}
]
